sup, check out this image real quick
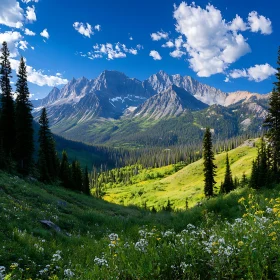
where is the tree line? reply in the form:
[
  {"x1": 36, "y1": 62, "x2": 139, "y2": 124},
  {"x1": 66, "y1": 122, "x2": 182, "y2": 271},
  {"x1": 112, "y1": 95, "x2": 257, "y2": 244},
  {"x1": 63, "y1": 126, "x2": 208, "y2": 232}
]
[{"x1": 0, "y1": 42, "x2": 90, "y2": 195}]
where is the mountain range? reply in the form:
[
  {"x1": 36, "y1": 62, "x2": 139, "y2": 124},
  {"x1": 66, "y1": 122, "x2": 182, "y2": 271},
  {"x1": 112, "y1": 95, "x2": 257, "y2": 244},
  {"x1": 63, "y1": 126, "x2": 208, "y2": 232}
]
[{"x1": 32, "y1": 70, "x2": 270, "y2": 146}]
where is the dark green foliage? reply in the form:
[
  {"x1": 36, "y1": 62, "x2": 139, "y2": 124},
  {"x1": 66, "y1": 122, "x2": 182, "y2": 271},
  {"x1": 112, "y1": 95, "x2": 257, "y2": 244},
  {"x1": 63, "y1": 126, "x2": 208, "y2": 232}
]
[
  {"x1": 71, "y1": 160, "x2": 83, "y2": 191},
  {"x1": 250, "y1": 139, "x2": 270, "y2": 189},
  {"x1": 263, "y1": 46, "x2": 280, "y2": 182},
  {"x1": 59, "y1": 151, "x2": 71, "y2": 188},
  {"x1": 0, "y1": 41, "x2": 16, "y2": 158},
  {"x1": 203, "y1": 128, "x2": 216, "y2": 197},
  {"x1": 220, "y1": 153, "x2": 234, "y2": 194},
  {"x1": 14, "y1": 57, "x2": 34, "y2": 174},
  {"x1": 38, "y1": 108, "x2": 59, "y2": 182},
  {"x1": 82, "y1": 166, "x2": 90, "y2": 195},
  {"x1": 163, "y1": 199, "x2": 172, "y2": 212}
]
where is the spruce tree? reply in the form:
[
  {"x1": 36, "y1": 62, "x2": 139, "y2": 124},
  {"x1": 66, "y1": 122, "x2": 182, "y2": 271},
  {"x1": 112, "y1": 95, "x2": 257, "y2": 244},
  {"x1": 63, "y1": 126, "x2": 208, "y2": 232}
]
[
  {"x1": 82, "y1": 166, "x2": 90, "y2": 195},
  {"x1": 203, "y1": 128, "x2": 216, "y2": 197},
  {"x1": 38, "y1": 108, "x2": 59, "y2": 182},
  {"x1": 263, "y1": 46, "x2": 280, "y2": 181},
  {"x1": 220, "y1": 153, "x2": 234, "y2": 194},
  {"x1": 71, "y1": 160, "x2": 83, "y2": 191},
  {"x1": 0, "y1": 41, "x2": 16, "y2": 158},
  {"x1": 15, "y1": 57, "x2": 34, "y2": 174},
  {"x1": 59, "y1": 151, "x2": 70, "y2": 188}
]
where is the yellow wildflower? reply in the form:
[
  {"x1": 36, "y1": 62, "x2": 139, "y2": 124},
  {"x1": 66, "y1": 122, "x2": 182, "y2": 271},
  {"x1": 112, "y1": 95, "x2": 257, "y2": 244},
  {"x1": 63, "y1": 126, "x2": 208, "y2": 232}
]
[
  {"x1": 238, "y1": 197, "x2": 245, "y2": 203},
  {"x1": 238, "y1": 241, "x2": 244, "y2": 247}
]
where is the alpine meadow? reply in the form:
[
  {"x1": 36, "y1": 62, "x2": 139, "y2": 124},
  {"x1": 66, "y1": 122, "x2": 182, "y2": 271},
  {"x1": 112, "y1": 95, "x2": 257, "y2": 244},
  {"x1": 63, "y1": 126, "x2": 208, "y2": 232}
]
[{"x1": 1, "y1": 0, "x2": 280, "y2": 279}]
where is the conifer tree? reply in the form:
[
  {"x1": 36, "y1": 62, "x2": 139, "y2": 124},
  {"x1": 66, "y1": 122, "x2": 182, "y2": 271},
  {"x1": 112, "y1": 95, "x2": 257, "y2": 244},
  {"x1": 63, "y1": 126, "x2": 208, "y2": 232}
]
[
  {"x1": 82, "y1": 166, "x2": 90, "y2": 195},
  {"x1": 71, "y1": 160, "x2": 83, "y2": 191},
  {"x1": 15, "y1": 57, "x2": 34, "y2": 174},
  {"x1": 59, "y1": 151, "x2": 70, "y2": 188},
  {"x1": 38, "y1": 108, "x2": 59, "y2": 182},
  {"x1": 0, "y1": 41, "x2": 15, "y2": 158},
  {"x1": 263, "y1": 46, "x2": 280, "y2": 181},
  {"x1": 203, "y1": 128, "x2": 216, "y2": 197},
  {"x1": 220, "y1": 153, "x2": 234, "y2": 194}
]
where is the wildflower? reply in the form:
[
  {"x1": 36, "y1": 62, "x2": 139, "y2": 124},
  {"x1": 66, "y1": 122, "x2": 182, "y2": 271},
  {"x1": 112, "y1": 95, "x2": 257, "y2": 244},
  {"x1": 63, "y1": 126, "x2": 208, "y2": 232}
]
[
  {"x1": 108, "y1": 233, "x2": 118, "y2": 241},
  {"x1": 135, "y1": 239, "x2": 148, "y2": 252},
  {"x1": 52, "y1": 250, "x2": 62, "y2": 262},
  {"x1": 94, "y1": 257, "x2": 108, "y2": 267},
  {"x1": 238, "y1": 241, "x2": 244, "y2": 247},
  {"x1": 238, "y1": 197, "x2": 245, "y2": 203},
  {"x1": 0, "y1": 266, "x2": 5, "y2": 279},
  {"x1": 10, "y1": 263, "x2": 18, "y2": 270},
  {"x1": 64, "y1": 269, "x2": 75, "y2": 278},
  {"x1": 269, "y1": 232, "x2": 277, "y2": 237}
]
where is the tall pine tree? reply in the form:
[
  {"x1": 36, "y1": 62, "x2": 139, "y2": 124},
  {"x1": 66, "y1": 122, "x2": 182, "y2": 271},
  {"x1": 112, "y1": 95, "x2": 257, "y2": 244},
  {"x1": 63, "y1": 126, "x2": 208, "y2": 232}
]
[
  {"x1": 0, "y1": 41, "x2": 16, "y2": 158},
  {"x1": 263, "y1": 46, "x2": 280, "y2": 181},
  {"x1": 15, "y1": 57, "x2": 34, "y2": 174},
  {"x1": 203, "y1": 128, "x2": 216, "y2": 197},
  {"x1": 38, "y1": 107, "x2": 59, "y2": 182},
  {"x1": 220, "y1": 153, "x2": 234, "y2": 194},
  {"x1": 82, "y1": 166, "x2": 90, "y2": 195},
  {"x1": 59, "y1": 150, "x2": 71, "y2": 188}
]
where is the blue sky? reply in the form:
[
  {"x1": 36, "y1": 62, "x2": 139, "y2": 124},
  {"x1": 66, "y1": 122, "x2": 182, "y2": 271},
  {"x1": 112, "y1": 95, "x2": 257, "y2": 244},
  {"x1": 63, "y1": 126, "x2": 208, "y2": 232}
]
[{"x1": 0, "y1": 0, "x2": 279, "y2": 99}]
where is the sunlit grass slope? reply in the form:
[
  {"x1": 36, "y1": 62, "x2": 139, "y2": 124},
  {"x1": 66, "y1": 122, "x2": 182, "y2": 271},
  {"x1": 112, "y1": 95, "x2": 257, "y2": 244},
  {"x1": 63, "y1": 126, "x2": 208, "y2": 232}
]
[{"x1": 103, "y1": 140, "x2": 258, "y2": 210}]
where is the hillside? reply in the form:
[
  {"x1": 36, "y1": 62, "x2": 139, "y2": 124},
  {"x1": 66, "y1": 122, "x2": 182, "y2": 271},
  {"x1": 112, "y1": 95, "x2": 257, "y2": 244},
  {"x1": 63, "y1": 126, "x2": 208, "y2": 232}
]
[
  {"x1": 103, "y1": 140, "x2": 258, "y2": 209},
  {"x1": 1, "y1": 169, "x2": 280, "y2": 279}
]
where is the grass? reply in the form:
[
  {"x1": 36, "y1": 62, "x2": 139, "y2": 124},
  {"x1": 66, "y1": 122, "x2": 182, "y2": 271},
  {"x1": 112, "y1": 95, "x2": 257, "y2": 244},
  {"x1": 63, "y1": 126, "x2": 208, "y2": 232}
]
[
  {"x1": 103, "y1": 140, "x2": 258, "y2": 210},
  {"x1": 1, "y1": 169, "x2": 280, "y2": 279}
]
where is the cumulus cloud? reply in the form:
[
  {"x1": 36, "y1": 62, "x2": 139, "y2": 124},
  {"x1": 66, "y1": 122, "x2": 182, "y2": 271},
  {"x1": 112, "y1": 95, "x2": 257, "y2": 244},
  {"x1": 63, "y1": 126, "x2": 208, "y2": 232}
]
[
  {"x1": 0, "y1": 0, "x2": 24, "y2": 28},
  {"x1": 10, "y1": 58, "x2": 68, "y2": 87},
  {"x1": 229, "y1": 63, "x2": 277, "y2": 82},
  {"x1": 26, "y1": 5, "x2": 36, "y2": 22},
  {"x1": 82, "y1": 42, "x2": 140, "y2": 60},
  {"x1": 129, "y1": 36, "x2": 133, "y2": 41},
  {"x1": 73, "y1": 22, "x2": 96, "y2": 38},
  {"x1": 40, "y1": 28, "x2": 49, "y2": 39},
  {"x1": 229, "y1": 14, "x2": 247, "y2": 31},
  {"x1": 173, "y1": 2, "x2": 252, "y2": 77},
  {"x1": 18, "y1": 40, "x2": 28, "y2": 50},
  {"x1": 0, "y1": 31, "x2": 23, "y2": 57},
  {"x1": 24, "y1": 28, "x2": 36, "y2": 36},
  {"x1": 151, "y1": 31, "x2": 169, "y2": 41},
  {"x1": 149, "y1": 50, "x2": 162, "y2": 60},
  {"x1": 162, "y1": 41, "x2": 174, "y2": 48},
  {"x1": 170, "y1": 49, "x2": 185, "y2": 58},
  {"x1": 248, "y1": 11, "x2": 272, "y2": 35},
  {"x1": 94, "y1": 24, "x2": 101, "y2": 31}
]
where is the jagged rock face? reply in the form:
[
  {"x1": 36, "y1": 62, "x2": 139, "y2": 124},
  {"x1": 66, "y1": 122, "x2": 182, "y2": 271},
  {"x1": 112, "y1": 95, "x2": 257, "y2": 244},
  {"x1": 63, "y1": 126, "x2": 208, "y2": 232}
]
[
  {"x1": 144, "y1": 70, "x2": 227, "y2": 105},
  {"x1": 130, "y1": 85, "x2": 208, "y2": 120},
  {"x1": 32, "y1": 70, "x2": 270, "y2": 131}
]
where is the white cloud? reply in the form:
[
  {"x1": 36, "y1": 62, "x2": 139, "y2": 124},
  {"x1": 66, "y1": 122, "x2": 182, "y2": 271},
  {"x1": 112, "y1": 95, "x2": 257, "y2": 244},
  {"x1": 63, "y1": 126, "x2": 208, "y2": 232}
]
[
  {"x1": 26, "y1": 5, "x2": 36, "y2": 22},
  {"x1": 0, "y1": 0, "x2": 24, "y2": 28},
  {"x1": 129, "y1": 36, "x2": 133, "y2": 41},
  {"x1": 248, "y1": 11, "x2": 272, "y2": 35},
  {"x1": 10, "y1": 58, "x2": 68, "y2": 87},
  {"x1": 40, "y1": 28, "x2": 49, "y2": 39},
  {"x1": 151, "y1": 31, "x2": 169, "y2": 41},
  {"x1": 149, "y1": 50, "x2": 162, "y2": 60},
  {"x1": 229, "y1": 63, "x2": 277, "y2": 82},
  {"x1": 21, "y1": 0, "x2": 39, "y2": 3},
  {"x1": 94, "y1": 24, "x2": 101, "y2": 31},
  {"x1": 170, "y1": 49, "x2": 185, "y2": 58},
  {"x1": 229, "y1": 15, "x2": 247, "y2": 31},
  {"x1": 24, "y1": 28, "x2": 36, "y2": 36},
  {"x1": 162, "y1": 41, "x2": 174, "y2": 48},
  {"x1": 18, "y1": 40, "x2": 28, "y2": 50},
  {"x1": 84, "y1": 42, "x2": 140, "y2": 60},
  {"x1": 224, "y1": 77, "x2": 230, "y2": 83},
  {"x1": 173, "y1": 2, "x2": 251, "y2": 77},
  {"x1": 0, "y1": 31, "x2": 23, "y2": 57},
  {"x1": 73, "y1": 22, "x2": 94, "y2": 38}
]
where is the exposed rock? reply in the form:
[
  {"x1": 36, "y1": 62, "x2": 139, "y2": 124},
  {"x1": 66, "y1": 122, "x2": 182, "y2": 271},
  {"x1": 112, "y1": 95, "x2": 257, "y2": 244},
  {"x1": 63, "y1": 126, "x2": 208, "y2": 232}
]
[{"x1": 40, "y1": 220, "x2": 61, "y2": 233}]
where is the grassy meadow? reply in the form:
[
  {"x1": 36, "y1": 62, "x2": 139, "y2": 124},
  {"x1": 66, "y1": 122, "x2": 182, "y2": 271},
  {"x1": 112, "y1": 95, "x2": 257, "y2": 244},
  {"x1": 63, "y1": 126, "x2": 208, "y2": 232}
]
[{"x1": 103, "y1": 140, "x2": 258, "y2": 210}]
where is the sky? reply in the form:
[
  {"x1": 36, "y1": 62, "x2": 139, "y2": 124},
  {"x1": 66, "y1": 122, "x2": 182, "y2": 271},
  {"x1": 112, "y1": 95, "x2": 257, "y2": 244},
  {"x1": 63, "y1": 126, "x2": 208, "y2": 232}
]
[{"x1": 0, "y1": 0, "x2": 279, "y2": 99}]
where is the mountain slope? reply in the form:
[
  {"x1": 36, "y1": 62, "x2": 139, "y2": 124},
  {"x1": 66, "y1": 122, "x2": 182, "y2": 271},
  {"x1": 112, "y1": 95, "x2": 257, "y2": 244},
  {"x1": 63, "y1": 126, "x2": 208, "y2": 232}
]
[
  {"x1": 103, "y1": 140, "x2": 258, "y2": 209},
  {"x1": 129, "y1": 85, "x2": 208, "y2": 120}
]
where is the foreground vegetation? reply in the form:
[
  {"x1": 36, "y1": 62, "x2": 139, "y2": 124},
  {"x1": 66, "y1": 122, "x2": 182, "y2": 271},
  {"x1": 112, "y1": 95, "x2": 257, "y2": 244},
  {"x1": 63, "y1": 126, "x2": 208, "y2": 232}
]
[{"x1": 1, "y1": 171, "x2": 280, "y2": 279}]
